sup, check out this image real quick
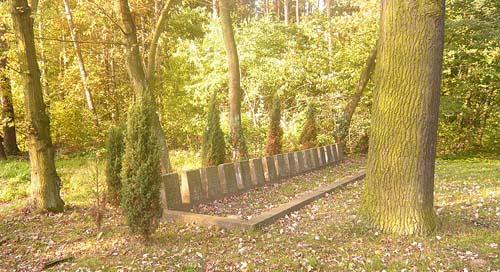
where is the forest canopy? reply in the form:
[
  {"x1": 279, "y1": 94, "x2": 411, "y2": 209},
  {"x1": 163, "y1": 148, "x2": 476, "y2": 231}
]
[{"x1": 1, "y1": 0, "x2": 496, "y2": 159}]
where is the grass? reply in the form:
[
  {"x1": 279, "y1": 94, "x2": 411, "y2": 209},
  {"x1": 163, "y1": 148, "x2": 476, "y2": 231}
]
[{"x1": 0, "y1": 155, "x2": 499, "y2": 271}]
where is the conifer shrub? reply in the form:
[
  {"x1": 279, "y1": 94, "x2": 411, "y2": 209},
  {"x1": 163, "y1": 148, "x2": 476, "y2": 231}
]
[
  {"x1": 299, "y1": 104, "x2": 317, "y2": 149},
  {"x1": 201, "y1": 92, "x2": 226, "y2": 167},
  {"x1": 265, "y1": 93, "x2": 283, "y2": 156},
  {"x1": 120, "y1": 93, "x2": 162, "y2": 240},
  {"x1": 105, "y1": 124, "x2": 125, "y2": 206}
]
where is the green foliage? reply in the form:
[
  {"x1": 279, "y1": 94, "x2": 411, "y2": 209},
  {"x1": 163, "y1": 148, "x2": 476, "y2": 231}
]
[
  {"x1": 439, "y1": 0, "x2": 500, "y2": 154},
  {"x1": 299, "y1": 104, "x2": 317, "y2": 149},
  {"x1": 201, "y1": 92, "x2": 226, "y2": 166},
  {"x1": 120, "y1": 93, "x2": 162, "y2": 240},
  {"x1": 265, "y1": 93, "x2": 283, "y2": 155},
  {"x1": 105, "y1": 124, "x2": 125, "y2": 206}
]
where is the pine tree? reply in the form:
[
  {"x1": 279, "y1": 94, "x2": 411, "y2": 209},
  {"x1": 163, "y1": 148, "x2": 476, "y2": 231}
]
[
  {"x1": 265, "y1": 93, "x2": 283, "y2": 156},
  {"x1": 299, "y1": 104, "x2": 317, "y2": 149},
  {"x1": 202, "y1": 92, "x2": 226, "y2": 167},
  {"x1": 105, "y1": 124, "x2": 125, "y2": 206},
  {"x1": 120, "y1": 93, "x2": 162, "y2": 240}
]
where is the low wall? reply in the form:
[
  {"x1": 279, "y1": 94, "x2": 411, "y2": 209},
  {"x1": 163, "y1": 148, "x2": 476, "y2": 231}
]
[{"x1": 161, "y1": 144, "x2": 344, "y2": 210}]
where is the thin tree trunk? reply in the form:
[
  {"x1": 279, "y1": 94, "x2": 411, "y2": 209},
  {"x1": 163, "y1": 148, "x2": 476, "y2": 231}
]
[
  {"x1": 1, "y1": 25, "x2": 21, "y2": 155},
  {"x1": 219, "y1": 0, "x2": 248, "y2": 161},
  {"x1": 336, "y1": 45, "x2": 377, "y2": 144},
  {"x1": 275, "y1": 0, "x2": 280, "y2": 19},
  {"x1": 212, "y1": 0, "x2": 218, "y2": 18},
  {"x1": 325, "y1": 0, "x2": 331, "y2": 18},
  {"x1": 359, "y1": 0, "x2": 445, "y2": 235},
  {"x1": 145, "y1": 0, "x2": 176, "y2": 82},
  {"x1": 117, "y1": 0, "x2": 172, "y2": 174},
  {"x1": 62, "y1": 0, "x2": 99, "y2": 128},
  {"x1": 284, "y1": 0, "x2": 289, "y2": 24},
  {"x1": 0, "y1": 135, "x2": 6, "y2": 160},
  {"x1": 10, "y1": 0, "x2": 65, "y2": 212},
  {"x1": 295, "y1": 0, "x2": 299, "y2": 23}
]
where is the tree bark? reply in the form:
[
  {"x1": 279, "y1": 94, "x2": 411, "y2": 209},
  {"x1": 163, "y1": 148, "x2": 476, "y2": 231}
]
[
  {"x1": 10, "y1": 0, "x2": 64, "y2": 212},
  {"x1": 219, "y1": 0, "x2": 248, "y2": 161},
  {"x1": 116, "y1": 0, "x2": 172, "y2": 174},
  {"x1": 284, "y1": 0, "x2": 289, "y2": 24},
  {"x1": 359, "y1": 0, "x2": 445, "y2": 235},
  {"x1": 212, "y1": 0, "x2": 218, "y2": 18},
  {"x1": 62, "y1": 0, "x2": 99, "y2": 128},
  {"x1": 145, "y1": 0, "x2": 177, "y2": 82},
  {"x1": 325, "y1": 0, "x2": 331, "y2": 18},
  {"x1": 1, "y1": 25, "x2": 21, "y2": 155},
  {"x1": 295, "y1": 0, "x2": 299, "y2": 23},
  {"x1": 0, "y1": 135, "x2": 6, "y2": 160},
  {"x1": 336, "y1": 45, "x2": 377, "y2": 144}
]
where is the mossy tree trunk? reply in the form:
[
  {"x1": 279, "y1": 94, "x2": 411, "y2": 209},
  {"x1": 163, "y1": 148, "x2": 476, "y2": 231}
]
[
  {"x1": 10, "y1": 0, "x2": 64, "y2": 212},
  {"x1": 1, "y1": 25, "x2": 21, "y2": 155},
  {"x1": 359, "y1": 0, "x2": 445, "y2": 235},
  {"x1": 219, "y1": 0, "x2": 248, "y2": 161}
]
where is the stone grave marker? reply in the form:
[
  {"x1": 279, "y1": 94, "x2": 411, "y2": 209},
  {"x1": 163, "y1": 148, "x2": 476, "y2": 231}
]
[
  {"x1": 201, "y1": 166, "x2": 222, "y2": 200},
  {"x1": 235, "y1": 160, "x2": 253, "y2": 190},
  {"x1": 263, "y1": 156, "x2": 278, "y2": 182},
  {"x1": 249, "y1": 158, "x2": 265, "y2": 186},
  {"x1": 163, "y1": 173, "x2": 183, "y2": 210},
  {"x1": 180, "y1": 169, "x2": 203, "y2": 205},
  {"x1": 218, "y1": 163, "x2": 239, "y2": 195}
]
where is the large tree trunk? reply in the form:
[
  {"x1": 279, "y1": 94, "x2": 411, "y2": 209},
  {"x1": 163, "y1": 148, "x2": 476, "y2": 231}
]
[
  {"x1": 336, "y1": 45, "x2": 377, "y2": 144},
  {"x1": 117, "y1": 0, "x2": 172, "y2": 174},
  {"x1": 219, "y1": 0, "x2": 248, "y2": 161},
  {"x1": 1, "y1": 26, "x2": 21, "y2": 155},
  {"x1": 10, "y1": 0, "x2": 65, "y2": 212},
  {"x1": 62, "y1": 0, "x2": 99, "y2": 128},
  {"x1": 359, "y1": 0, "x2": 445, "y2": 235}
]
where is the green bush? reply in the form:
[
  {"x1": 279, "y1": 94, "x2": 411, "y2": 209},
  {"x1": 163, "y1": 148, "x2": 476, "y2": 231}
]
[
  {"x1": 105, "y1": 124, "x2": 125, "y2": 206},
  {"x1": 201, "y1": 92, "x2": 226, "y2": 167},
  {"x1": 299, "y1": 104, "x2": 317, "y2": 149},
  {"x1": 265, "y1": 93, "x2": 283, "y2": 155},
  {"x1": 120, "y1": 93, "x2": 162, "y2": 240}
]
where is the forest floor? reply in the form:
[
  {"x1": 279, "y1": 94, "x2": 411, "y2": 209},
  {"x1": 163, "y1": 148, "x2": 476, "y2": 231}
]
[{"x1": 1, "y1": 156, "x2": 500, "y2": 271}]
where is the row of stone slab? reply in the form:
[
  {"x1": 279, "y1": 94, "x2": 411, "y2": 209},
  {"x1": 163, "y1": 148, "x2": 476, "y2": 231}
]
[{"x1": 161, "y1": 144, "x2": 344, "y2": 211}]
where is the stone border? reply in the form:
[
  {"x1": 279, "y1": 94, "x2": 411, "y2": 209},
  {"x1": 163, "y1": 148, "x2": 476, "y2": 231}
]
[
  {"x1": 162, "y1": 170, "x2": 366, "y2": 230},
  {"x1": 163, "y1": 144, "x2": 345, "y2": 207}
]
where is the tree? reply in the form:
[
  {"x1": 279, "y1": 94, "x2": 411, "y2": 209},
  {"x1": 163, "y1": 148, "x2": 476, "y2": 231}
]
[
  {"x1": 359, "y1": 0, "x2": 445, "y2": 235},
  {"x1": 105, "y1": 125, "x2": 125, "y2": 206},
  {"x1": 265, "y1": 93, "x2": 282, "y2": 155},
  {"x1": 10, "y1": 0, "x2": 65, "y2": 212},
  {"x1": 336, "y1": 45, "x2": 377, "y2": 145},
  {"x1": 0, "y1": 25, "x2": 21, "y2": 155},
  {"x1": 62, "y1": 0, "x2": 99, "y2": 128},
  {"x1": 201, "y1": 92, "x2": 226, "y2": 167},
  {"x1": 120, "y1": 93, "x2": 162, "y2": 240},
  {"x1": 299, "y1": 103, "x2": 317, "y2": 149},
  {"x1": 116, "y1": 0, "x2": 177, "y2": 174},
  {"x1": 219, "y1": 0, "x2": 248, "y2": 161}
]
